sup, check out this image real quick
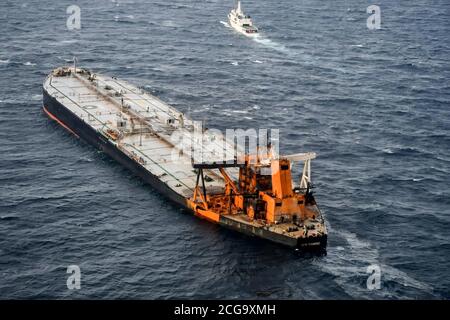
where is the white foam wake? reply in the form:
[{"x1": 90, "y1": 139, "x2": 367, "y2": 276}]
[
  {"x1": 312, "y1": 226, "x2": 433, "y2": 298},
  {"x1": 220, "y1": 21, "x2": 231, "y2": 28},
  {"x1": 252, "y1": 35, "x2": 290, "y2": 54}
]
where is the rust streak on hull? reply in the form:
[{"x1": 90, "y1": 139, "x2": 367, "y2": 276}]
[{"x1": 43, "y1": 105, "x2": 79, "y2": 138}]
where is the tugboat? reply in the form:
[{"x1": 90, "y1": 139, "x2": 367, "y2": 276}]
[{"x1": 228, "y1": 1, "x2": 259, "y2": 37}]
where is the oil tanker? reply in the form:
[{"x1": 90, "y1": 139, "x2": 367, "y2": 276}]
[{"x1": 43, "y1": 66, "x2": 327, "y2": 249}]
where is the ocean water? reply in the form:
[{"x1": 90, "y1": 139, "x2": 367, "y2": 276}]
[{"x1": 0, "y1": 0, "x2": 449, "y2": 299}]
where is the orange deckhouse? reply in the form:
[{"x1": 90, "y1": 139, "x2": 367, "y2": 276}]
[{"x1": 188, "y1": 147, "x2": 327, "y2": 249}]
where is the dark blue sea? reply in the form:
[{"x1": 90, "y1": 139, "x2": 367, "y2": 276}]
[{"x1": 0, "y1": 0, "x2": 449, "y2": 299}]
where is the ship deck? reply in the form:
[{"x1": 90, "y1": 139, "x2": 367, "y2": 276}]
[{"x1": 43, "y1": 68, "x2": 238, "y2": 199}]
